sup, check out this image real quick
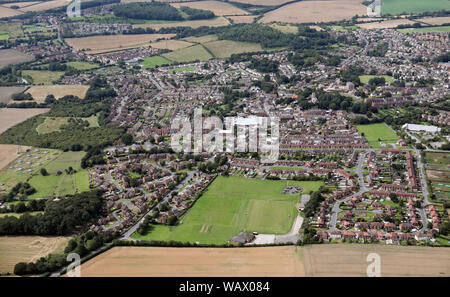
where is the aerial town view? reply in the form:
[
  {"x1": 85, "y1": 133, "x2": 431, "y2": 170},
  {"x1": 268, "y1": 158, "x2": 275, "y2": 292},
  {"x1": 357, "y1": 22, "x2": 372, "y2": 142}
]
[{"x1": 0, "y1": 0, "x2": 449, "y2": 285}]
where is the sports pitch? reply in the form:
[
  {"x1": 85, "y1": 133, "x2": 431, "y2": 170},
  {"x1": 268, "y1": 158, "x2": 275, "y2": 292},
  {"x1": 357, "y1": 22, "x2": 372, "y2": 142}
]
[
  {"x1": 132, "y1": 176, "x2": 323, "y2": 244},
  {"x1": 356, "y1": 123, "x2": 399, "y2": 148}
]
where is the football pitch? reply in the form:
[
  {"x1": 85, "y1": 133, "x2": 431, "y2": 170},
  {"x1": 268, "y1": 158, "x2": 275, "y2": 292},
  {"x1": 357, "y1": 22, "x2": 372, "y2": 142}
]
[
  {"x1": 132, "y1": 176, "x2": 323, "y2": 244},
  {"x1": 356, "y1": 123, "x2": 399, "y2": 148}
]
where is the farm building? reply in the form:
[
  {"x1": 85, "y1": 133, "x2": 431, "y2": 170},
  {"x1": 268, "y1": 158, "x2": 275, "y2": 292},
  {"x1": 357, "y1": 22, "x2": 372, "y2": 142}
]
[{"x1": 231, "y1": 232, "x2": 255, "y2": 244}]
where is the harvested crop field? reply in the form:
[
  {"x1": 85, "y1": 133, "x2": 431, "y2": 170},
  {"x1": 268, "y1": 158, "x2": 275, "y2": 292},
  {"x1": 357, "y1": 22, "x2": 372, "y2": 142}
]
[
  {"x1": 150, "y1": 39, "x2": 193, "y2": 50},
  {"x1": 65, "y1": 34, "x2": 175, "y2": 54},
  {"x1": 0, "y1": 86, "x2": 25, "y2": 104},
  {"x1": 170, "y1": 1, "x2": 249, "y2": 16},
  {"x1": 227, "y1": 15, "x2": 257, "y2": 24},
  {"x1": 0, "y1": 49, "x2": 34, "y2": 68},
  {"x1": 21, "y1": 0, "x2": 70, "y2": 12},
  {"x1": 0, "y1": 236, "x2": 70, "y2": 274},
  {"x1": 134, "y1": 17, "x2": 230, "y2": 30},
  {"x1": 0, "y1": 6, "x2": 23, "y2": 18},
  {"x1": 78, "y1": 246, "x2": 305, "y2": 277},
  {"x1": 302, "y1": 244, "x2": 450, "y2": 277},
  {"x1": 259, "y1": 0, "x2": 367, "y2": 24},
  {"x1": 26, "y1": 85, "x2": 90, "y2": 103},
  {"x1": 0, "y1": 108, "x2": 49, "y2": 134},
  {"x1": 357, "y1": 19, "x2": 415, "y2": 29},
  {"x1": 0, "y1": 144, "x2": 31, "y2": 170},
  {"x1": 204, "y1": 40, "x2": 263, "y2": 58},
  {"x1": 162, "y1": 44, "x2": 213, "y2": 62},
  {"x1": 231, "y1": 0, "x2": 293, "y2": 5},
  {"x1": 417, "y1": 17, "x2": 450, "y2": 26}
]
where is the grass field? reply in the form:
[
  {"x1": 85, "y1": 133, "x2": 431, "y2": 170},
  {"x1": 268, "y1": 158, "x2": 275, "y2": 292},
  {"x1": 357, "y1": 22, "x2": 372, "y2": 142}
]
[
  {"x1": 66, "y1": 61, "x2": 99, "y2": 70},
  {"x1": 78, "y1": 244, "x2": 450, "y2": 277},
  {"x1": 0, "y1": 236, "x2": 70, "y2": 274},
  {"x1": 26, "y1": 85, "x2": 90, "y2": 102},
  {"x1": 0, "y1": 144, "x2": 32, "y2": 170},
  {"x1": 132, "y1": 176, "x2": 323, "y2": 244},
  {"x1": 357, "y1": 123, "x2": 399, "y2": 148},
  {"x1": 227, "y1": 15, "x2": 257, "y2": 24},
  {"x1": 302, "y1": 244, "x2": 450, "y2": 276},
  {"x1": 149, "y1": 39, "x2": 193, "y2": 50},
  {"x1": 203, "y1": 40, "x2": 263, "y2": 58},
  {"x1": 36, "y1": 115, "x2": 99, "y2": 135},
  {"x1": 21, "y1": 70, "x2": 64, "y2": 85},
  {"x1": 27, "y1": 169, "x2": 89, "y2": 199},
  {"x1": 398, "y1": 26, "x2": 450, "y2": 34},
  {"x1": 162, "y1": 44, "x2": 213, "y2": 63},
  {"x1": 0, "y1": 148, "x2": 61, "y2": 195},
  {"x1": 357, "y1": 19, "x2": 416, "y2": 29},
  {"x1": 381, "y1": 0, "x2": 450, "y2": 15},
  {"x1": 141, "y1": 56, "x2": 173, "y2": 69},
  {"x1": 269, "y1": 23, "x2": 299, "y2": 34},
  {"x1": 359, "y1": 75, "x2": 394, "y2": 84},
  {"x1": 259, "y1": 0, "x2": 366, "y2": 24},
  {"x1": 0, "y1": 86, "x2": 26, "y2": 104},
  {"x1": 0, "y1": 49, "x2": 33, "y2": 68},
  {"x1": 20, "y1": 0, "x2": 71, "y2": 12}
]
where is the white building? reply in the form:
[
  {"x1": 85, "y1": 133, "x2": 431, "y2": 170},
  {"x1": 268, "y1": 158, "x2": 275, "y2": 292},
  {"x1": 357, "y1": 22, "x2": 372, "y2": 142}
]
[{"x1": 402, "y1": 124, "x2": 441, "y2": 134}]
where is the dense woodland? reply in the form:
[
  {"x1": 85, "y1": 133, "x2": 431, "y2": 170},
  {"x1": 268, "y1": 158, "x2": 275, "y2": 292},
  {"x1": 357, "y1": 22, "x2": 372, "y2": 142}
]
[{"x1": 0, "y1": 190, "x2": 104, "y2": 236}]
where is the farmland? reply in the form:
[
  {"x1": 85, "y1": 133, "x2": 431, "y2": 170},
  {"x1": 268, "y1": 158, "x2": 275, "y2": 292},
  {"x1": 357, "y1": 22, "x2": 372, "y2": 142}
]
[
  {"x1": 26, "y1": 85, "x2": 90, "y2": 103},
  {"x1": 65, "y1": 34, "x2": 176, "y2": 54},
  {"x1": 0, "y1": 236, "x2": 70, "y2": 274},
  {"x1": 259, "y1": 0, "x2": 367, "y2": 24},
  {"x1": 0, "y1": 6, "x2": 22, "y2": 18},
  {"x1": 0, "y1": 148, "x2": 61, "y2": 195},
  {"x1": 162, "y1": 44, "x2": 213, "y2": 63},
  {"x1": 0, "y1": 144, "x2": 31, "y2": 170},
  {"x1": 356, "y1": 123, "x2": 400, "y2": 148},
  {"x1": 149, "y1": 39, "x2": 193, "y2": 50},
  {"x1": 21, "y1": 70, "x2": 65, "y2": 85},
  {"x1": 27, "y1": 151, "x2": 90, "y2": 199},
  {"x1": 359, "y1": 75, "x2": 394, "y2": 84},
  {"x1": 141, "y1": 56, "x2": 173, "y2": 69},
  {"x1": 78, "y1": 244, "x2": 450, "y2": 277},
  {"x1": 227, "y1": 15, "x2": 257, "y2": 24},
  {"x1": 20, "y1": 0, "x2": 71, "y2": 12},
  {"x1": 425, "y1": 152, "x2": 450, "y2": 201},
  {"x1": 0, "y1": 108, "x2": 50, "y2": 134},
  {"x1": 381, "y1": 0, "x2": 450, "y2": 15},
  {"x1": 0, "y1": 49, "x2": 34, "y2": 68},
  {"x1": 0, "y1": 86, "x2": 26, "y2": 104},
  {"x1": 66, "y1": 61, "x2": 100, "y2": 70},
  {"x1": 203, "y1": 40, "x2": 263, "y2": 58},
  {"x1": 170, "y1": 1, "x2": 249, "y2": 16},
  {"x1": 132, "y1": 176, "x2": 323, "y2": 244},
  {"x1": 78, "y1": 246, "x2": 305, "y2": 277},
  {"x1": 417, "y1": 17, "x2": 450, "y2": 26},
  {"x1": 302, "y1": 244, "x2": 450, "y2": 277},
  {"x1": 133, "y1": 16, "x2": 230, "y2": 30},
  {"x1": 231, "y1": 0, "x2": 293, "y2": 5},
  {"x1": 36, "y1": 115, "x2": 99, "y2": 135}
]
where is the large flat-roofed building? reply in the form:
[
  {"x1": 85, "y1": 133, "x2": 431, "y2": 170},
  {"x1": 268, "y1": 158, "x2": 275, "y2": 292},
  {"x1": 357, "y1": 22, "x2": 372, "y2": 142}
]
[{"x1": 402, "y1": 124, "x2": 441, "y2": 134}]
